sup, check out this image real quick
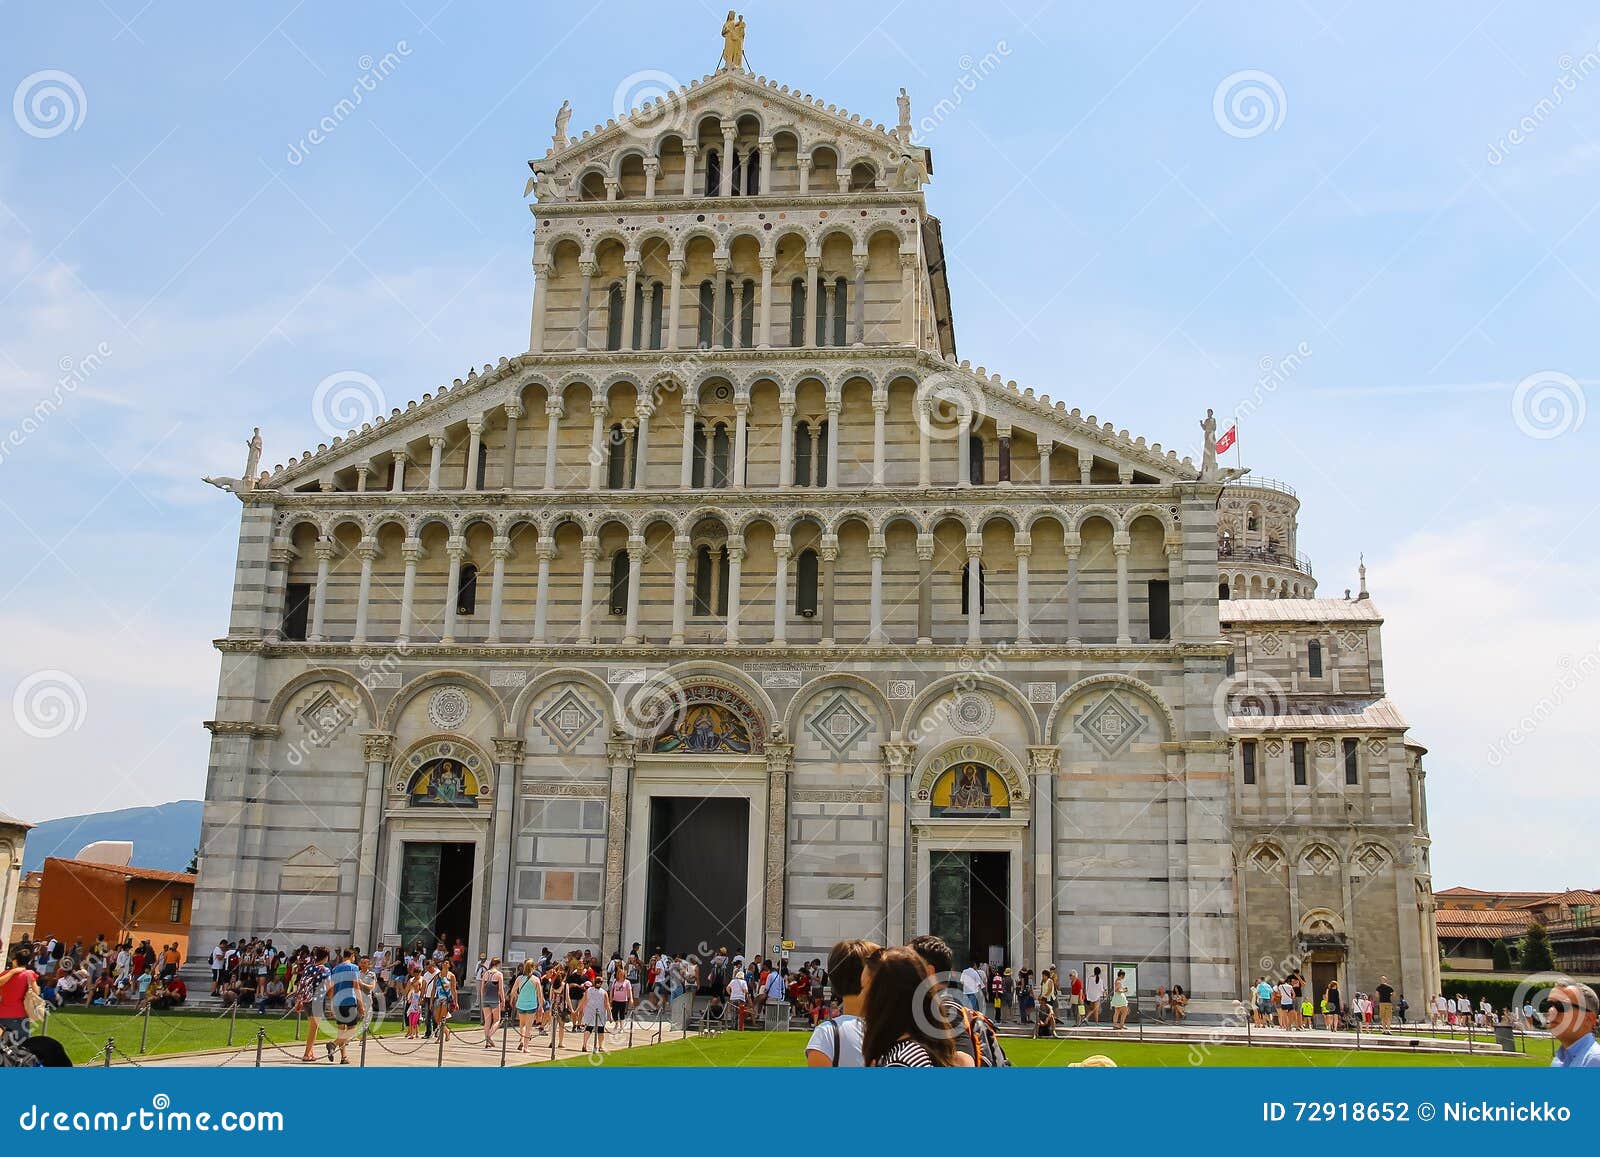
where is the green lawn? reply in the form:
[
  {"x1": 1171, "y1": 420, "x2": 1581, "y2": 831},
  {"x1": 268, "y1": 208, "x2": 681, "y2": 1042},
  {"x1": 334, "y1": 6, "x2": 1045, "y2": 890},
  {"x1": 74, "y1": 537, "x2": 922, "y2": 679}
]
[
  {"x1": 550, "y1": 1031, "x2": 1544, "y2": 1068},
  {"x1": 37, "y1": 1005, "x2": 406, "y2": 1066}
]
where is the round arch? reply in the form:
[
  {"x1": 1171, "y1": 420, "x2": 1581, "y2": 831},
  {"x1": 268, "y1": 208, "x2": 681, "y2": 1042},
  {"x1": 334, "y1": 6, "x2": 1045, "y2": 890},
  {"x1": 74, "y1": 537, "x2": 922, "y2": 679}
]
[
  {"x1": 380, "y1": 668, "x2": 507, "y2": 734},
  {"x1": 902, "y1": 673, "x2": 1041, "y2": 746},
  {"x1": 265, "y1": 667, "x2": 379, "y2": 730},
  {"x1": 1045, "y1": 673, "x2": 1177, "y2": 743}
]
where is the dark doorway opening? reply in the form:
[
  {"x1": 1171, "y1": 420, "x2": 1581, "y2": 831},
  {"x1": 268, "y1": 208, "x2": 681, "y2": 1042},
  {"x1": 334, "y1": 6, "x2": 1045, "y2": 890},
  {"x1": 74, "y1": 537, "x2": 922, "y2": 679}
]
[
  {"x1": 397, "y1": 842, "x2": 475, "y2": 953},
  {"x1": 928, "y1": 850, "x2": 1010, "y2": 972},
  {"x1": 644, "y1": 797, "x2": 749, "y2": 959}
]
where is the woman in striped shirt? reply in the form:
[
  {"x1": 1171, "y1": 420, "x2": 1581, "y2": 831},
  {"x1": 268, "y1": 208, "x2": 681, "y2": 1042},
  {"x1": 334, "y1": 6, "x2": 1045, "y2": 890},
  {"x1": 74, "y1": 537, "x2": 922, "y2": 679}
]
[{"x1": 861, "y1": 948, "x2": 972, "y2": 1068}]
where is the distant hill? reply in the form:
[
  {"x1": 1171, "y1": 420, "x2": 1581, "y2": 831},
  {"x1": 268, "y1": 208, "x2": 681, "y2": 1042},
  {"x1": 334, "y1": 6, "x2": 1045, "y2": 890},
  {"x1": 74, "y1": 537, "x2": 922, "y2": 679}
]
[{"x1": 21, "y1": 801, "x2": 203, "y2": 874}]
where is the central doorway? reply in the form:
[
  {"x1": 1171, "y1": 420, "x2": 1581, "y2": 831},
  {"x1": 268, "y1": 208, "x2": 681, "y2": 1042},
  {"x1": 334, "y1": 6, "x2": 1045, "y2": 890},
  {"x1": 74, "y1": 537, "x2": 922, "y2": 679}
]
[
  {"x1": 397, "y1": 842, "x2": 475, "y2": 952},
  {"x1": 644, "y1": 797, "x2": 749, "y2": 957},
  {"x1": 928, "y1": 850, "x2": 1010, "y2": 971}
]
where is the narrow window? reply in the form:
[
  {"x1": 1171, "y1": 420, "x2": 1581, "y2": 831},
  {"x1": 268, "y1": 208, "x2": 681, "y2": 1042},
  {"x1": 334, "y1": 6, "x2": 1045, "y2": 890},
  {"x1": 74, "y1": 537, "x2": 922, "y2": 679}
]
[
  {"x1": 1292, "y1": 739, "x2": 1308, "y2": 786},
  {"x1": 814, "y1": 277, "x2": 828, "y2": 346},
  {"x1": 692, "y1": 423, "x2": 708, "y2": 488},
  {"x1": 1147, "y1": 579, "x2": 1171, "y2": 641},
  {"x1": 474, "y1": 441, "x2": 488, "y2": 490},
  {"x1": 1308, "y1": 639, "x2": 1323, "y2": 678},
  {"x1": 816, "y1": 419, "x2": 829, "y2": 487},
  {"x1": 1225, "y1": 650, "x2": 1236, "y2": 677},
  {"x1": 169, "y1": 896, "x2": 183, "y2": 922},
  {"x1": 693, "y1": 545, "x2": 713, "y2": 615},
  {"x1": 456, "y1": 562, "x2": 478, "y2": 615},
  {"x1": 739, "y1": 279, "x2": 756, "y2": 347},
  {"x1": 1343, "y1": 738, "x2": 1359, "y2": 785},
  {"x1": 796, "y1": 548, "x2": 819, "y2": 616},
  {"x1": 606, "y1": 424, "x2": 628, "y2": 489},
  {"x1": 729, "y1": 148, "x2": 742, "y2": 195},
  {"x1": 745, "y1": 148, "x2": 760, "y2": 195},
  {"x1": 721, "y1": 279, "x2": 736, "y2": 347},
  {"x1": 609, "y1": 551, "x2": 630, "y2": 615},
  {"x1": 716, "y1": 546, "x2": 730, "y2": 615},
  {"x1": 789, "y1": 278, "x2": 807, "y2": 346},
  {"x1": 629, "y1": 282, "x2": 646, "y2": 350},
  {"x1": 793, "y1": 421, "x2": 812, "y2": 486},
  {"x1": 833, "y1": 276, "x2": 849, "y2": 345},
  {"x1": 282, "y1": 582, "x2": 311, "y2": 641},
  {"x1": 961, "y1": 561, "x2": 986, "y2": 614},
  {"x1": 1219, "y1": 581, "x2": 1230, "y2": 600},
  {"x1": 704, "y1": 149, "x2": 720, "y2": 197},
  {"x1": 711, "y1": 424, "x2": 731, "y2": 488},
  {"x1": 968, "y1": 434, "x2": 985, "y2": 485},
  {"x1": 1241, "y1": 739, "x2": 1257, "y2": 785},
  {"x1": 647, "y1": 284, "x2": 664, "y2": 349},
  {"x1": 696, "y1": 281, "x2": 714, "y2": 348},
  {"x1": 605, "y1": 283, "x2": 624, "y2": 350}
]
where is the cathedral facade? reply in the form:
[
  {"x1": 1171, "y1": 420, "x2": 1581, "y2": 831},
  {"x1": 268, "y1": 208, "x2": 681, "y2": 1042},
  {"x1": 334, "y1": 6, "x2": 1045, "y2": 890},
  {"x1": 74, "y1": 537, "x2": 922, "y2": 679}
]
[{"x1": 191, "y1": 51, "x2": 1439, "y2": 1015}]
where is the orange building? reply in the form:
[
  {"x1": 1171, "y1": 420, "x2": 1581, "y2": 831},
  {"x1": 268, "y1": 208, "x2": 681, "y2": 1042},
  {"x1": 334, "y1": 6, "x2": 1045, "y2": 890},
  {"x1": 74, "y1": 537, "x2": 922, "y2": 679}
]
[{"x1": 32, "y1": 857, "x2": 197, "y2": 956}]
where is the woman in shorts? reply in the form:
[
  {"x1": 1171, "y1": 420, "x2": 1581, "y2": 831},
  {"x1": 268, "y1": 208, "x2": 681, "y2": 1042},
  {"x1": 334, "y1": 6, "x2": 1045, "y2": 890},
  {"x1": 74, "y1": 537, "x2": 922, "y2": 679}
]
[
  {"x1": 579, "y1": 980, "x2": 610, "y2": 1053},
  {"x1": 296, "y1": 947, "x2": 331, "y2": 1063},
  {"x1": 432, "y1": 965, "x2": 457, "y2": 1041},
  {"x1": 1109, "y1": 969, "x2": 1130, "y2": 1029},
  {"x1": 545, "y1": 966, "x2": 568, "y2": 1050},
  {"x1": 479, "y1": 957, "x2": 504, "y2": 1049}
]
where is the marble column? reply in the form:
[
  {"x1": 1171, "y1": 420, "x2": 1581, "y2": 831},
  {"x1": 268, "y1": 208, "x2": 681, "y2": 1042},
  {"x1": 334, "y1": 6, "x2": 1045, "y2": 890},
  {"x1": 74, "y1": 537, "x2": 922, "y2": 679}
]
[
  {"x1": 1113, "y1": 531, "x2": 1132, "y2": 645},
  {"x1": 825, "y1": 395, "x2": 841, "y2": 489},
  {"x1": 1037, "y1": 440, "x2": 1052, "y2": 486},
  {"x1": 390, "y1": 449, "x2": 408, "y2": 493},
  {"x1": 644, "y1": 282, "x2": 659, "y2": 349},
  {"x1": 575, "y1": 260, "x2": 595, "y2": 352},
  {"x1": 916, "y1": 534, "x2": 934, "y2": 644},
  {"x1": 1014, "y1": 534, "x2": 1031, "y2": 645},
  {"x1": 797, "y1": 155, "x2": 811, "y2": 195},
  {"x1": 352, "y1": 732, "x2": 393, "y2": 949},
  {"x1": 666, "y1": 258, "x2": 683, "y2": 351},
  {"x1": 502, "y1": 403, "x2": 522, "y2": 490},
  {"x1": 486, "y1": 536, "x2": 510, "y2": 642},
  {"x1": 732, "y1": 397, "x2": 749, "y2": 488},
  {"x1": 601, "y1": 736, "x2": 634, "y2": 955},
  {"x1": 1027, "y1": 746, "x2": 1059, "y2": 975},
  {"x1": 603, "y1": 176, "x2": 620, "y2": 202},
  {"x1": 354, "y1": 465, "x2": 369, "y2": 493},
  {"x1": 822, "y1": 280, "x2": 837, "y2": 347},
  {"x1": 623, "y1": 535, "x2": 645, "y2": 644},
  {"x1": 679, "y1": 400, "x2": 698, "y2": 489},
  {"x1": 899, "y1": 253, "x2": 917, "y2": 345},
  {"x1": 397, "y1": 538, "x2": 421, "y2": 644},
  {"x1": 532, "y1": 539, "x2": 555, "y2": 644},
  {"x1": 803, "y1": 257, "x2": 819, "y2": 346},
  {"x1": 996, "y1": 422, "x2": 1011, "y2": 486},
  {"x1": 956, "y1": 414, "x2": 971, "y2": 489},
  {"x1": 918, "y1": 399, "x2": 931, "y2": 487},
  {"x1": 771, "y1": 535, "x2": 790, "y2": 645},
  {"x1": 757, "y1": 255, "x2": 774, "y2": 348},
  {"x1": 1079, "y1": 455, "x2": 1094, "y2": 486},
  {"x1": 1065, "y1": 535, "x2": 1081, "y2": 644},
  {"x1": 308, "y1": 538, "x2": 334, "y2": 642},
  {"x1": 528, "y1": 261, "x2": 550, "y2": 352},
  {"x1": 819, "y1": 536, "x2": 838, "y2": 646},
  {"x1": 543, "y1": 399, "x2": 562, "y2": 490},
  {"x1": 352, "y1": 538, "x2": 377, "y2": 643},
  {"x1": 725, "y1": 537, "x2": 744, "y2": 645},
  {"x1": 643, "y1": 158, "x2": 659, "y2": 199},
  {"x1": 757, "y1": 136, "x2": 772, "y2": 191},
  {"x1": 720, "y1": 122, "x2": 736, "y2": 196},
  {"x1": 882, "y1": 744, "x2": 915, "y2": 944},
  {"x1": 682, "y1": 146, "x2": 697, "y2": 196},
  {"x1": 731, "y1": 279, "x2": 745, "y2": 348},
  {"x1": 778, "y1": 399, "x2": 795, "y2": 490},
  {"x1": 587, "y1": 400, "x2": 608, "y2": 490},
  {"x1": 620, "y1": 258, "x2": 639, "y2": 350},
  {"x1": 427, "y1": 435, "x2": 445, "y2": 491},
  {"x1": 871, "y1": 392, "x2": 888, "y2": 485},
  {"x1": 464, "y1": 417, "x2": 484, "y2": 491},
  {"x1": 762, "y1": 741, "x2": 794, "y2": 956},
  {"x1": 711, "y1": 258, "x2": 729, "y2": 348},
  {"x1": 965, "y1": 534, "x2": 983, "y2": 646},
  {"x1": 578, "y1": 536, "x2": 599, "y2": 644},
  {"x1": 868, "y1": 535, "x2": 886, "y2": 642},
  {"x1": 670, "y1": 535, "x2": 690, "y2": 646},
  {"x1": 486, "y1": 737, "x2": 523, "y2": 957},
  {"x1": 441, "y1": 536, "x2": 465, "y2": 643},
  {"x1": 633, "y1": 401, "x2": 652, "y2": 490},
  {"x1": 851, "y1": 254, "x2": 868, "y2": 345}
]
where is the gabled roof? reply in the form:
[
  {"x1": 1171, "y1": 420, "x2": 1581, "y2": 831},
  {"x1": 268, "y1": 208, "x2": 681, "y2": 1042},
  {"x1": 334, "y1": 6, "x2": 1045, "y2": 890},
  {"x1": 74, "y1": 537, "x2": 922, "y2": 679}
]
[
  {"x1": 1520, "y1": 889, "x2": 1600, "y2": 909},
  {"x1": 1227, "y1": 695, "x2": 1408, "y2": 732},
  {"x1": 536, "y1": 67, "x2": 905, "y2": 173},
  {"x1": 1221, "y1": 598, "x2": 1383, "y2": 624},
  {"x1": 43, "y1": 856, "x2": 196, "y2": 886}
]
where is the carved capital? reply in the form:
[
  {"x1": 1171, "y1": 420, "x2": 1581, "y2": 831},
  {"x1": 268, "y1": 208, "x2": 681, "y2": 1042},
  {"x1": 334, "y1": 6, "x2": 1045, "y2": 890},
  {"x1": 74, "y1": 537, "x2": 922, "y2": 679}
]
[
  {"x1": 362, "y1": 731, "x2": 395, "y2": 763},
  {"x1": 493, "y1": 736, "x2": 526, "y2": 763},
  {"x1": 1026, "y1": 745, "x2": 1060, "y2": 776},
  {"x1": 882, "y1": 742, "x2": 918, "y2": 775}
]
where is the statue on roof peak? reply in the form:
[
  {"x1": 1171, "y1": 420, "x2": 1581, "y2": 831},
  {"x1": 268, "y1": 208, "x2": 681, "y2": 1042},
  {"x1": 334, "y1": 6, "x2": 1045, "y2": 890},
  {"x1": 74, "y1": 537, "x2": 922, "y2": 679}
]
[
  {"x1": 552, "y1": 99, "x2": 571, "y2": 150},
  {"x1": 719, "y1": 11, "x2": 748, "y2": 72}
]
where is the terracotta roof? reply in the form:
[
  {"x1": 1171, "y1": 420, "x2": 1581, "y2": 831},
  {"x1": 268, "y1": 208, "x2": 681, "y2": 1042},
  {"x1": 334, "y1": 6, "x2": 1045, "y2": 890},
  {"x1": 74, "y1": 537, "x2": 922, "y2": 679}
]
[
  {"x1": 0, "y1": 807, "x2": 32, "y2": 828},
  {"x1": 1435, "y1": 908, "x2": 1535, "y2": 941},
  {"x1": 1520, "y1": 889, "x2": 1600, "y2": 909},
  {"x1": 44, "y1": 857, "x2": 196, "y2": 886},
  {"x1": 1221, "y1": 598, "x2": 1384, "y2": 624}
]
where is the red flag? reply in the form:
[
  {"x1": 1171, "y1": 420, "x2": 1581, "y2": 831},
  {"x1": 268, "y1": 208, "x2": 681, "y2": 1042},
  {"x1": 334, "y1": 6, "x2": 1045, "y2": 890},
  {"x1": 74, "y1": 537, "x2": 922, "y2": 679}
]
[{"x1": 1215, "y1": 424, "x2": 1237, "y2": 454}]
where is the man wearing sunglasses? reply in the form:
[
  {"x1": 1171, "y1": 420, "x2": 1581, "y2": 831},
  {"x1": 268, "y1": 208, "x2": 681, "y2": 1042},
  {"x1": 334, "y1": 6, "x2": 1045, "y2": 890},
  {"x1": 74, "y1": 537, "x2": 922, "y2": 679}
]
[{"x1": 1546, "y1": 984, "x2": 1599, "y2": 1068}]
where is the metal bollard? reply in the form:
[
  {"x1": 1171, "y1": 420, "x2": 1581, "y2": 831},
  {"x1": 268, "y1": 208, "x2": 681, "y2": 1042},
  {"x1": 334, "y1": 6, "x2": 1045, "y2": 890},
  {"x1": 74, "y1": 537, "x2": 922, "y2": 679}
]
[
  {"x1": 228, "y1": 1000, "x2": 237, "y2": 1047},
  {"x1": 360, "y1": 1024, "x2": 369, "y2": 1068},
  {"x1": 437, "y1": 1024, "x2": 444, "y2": 1068},
  {"x1": 295, "y1": 1006, "x2": 302, "y2": 1040},
  {"x1": 550, "y1": 1019, "x2": 558, "y2": 1061},
  {"x1": 104, "y1": 1038, "x2": 113, "y2": 1067},
  {"x1": 255, "y1": 1026, "x2": 264, "y2": 1068},
  {"x1": 500, "y1": 1013, "x2": 509, "y2": 1068},
  {"x1": 139, "y1": 1005, "x2": 151, "y2": 1054},
  {"x1": 40, "y1": 1005, "x2": 50, "y2": 1039}
]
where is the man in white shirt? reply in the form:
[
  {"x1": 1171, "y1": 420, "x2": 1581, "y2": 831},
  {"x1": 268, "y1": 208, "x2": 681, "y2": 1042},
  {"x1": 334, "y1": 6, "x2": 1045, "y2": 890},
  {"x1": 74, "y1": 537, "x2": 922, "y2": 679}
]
[
  {"x1": 806, "y1": 939, "x2": 877, "y2": 1066},
  {"x1": 726, "y1": 971, "x2": 750, "y2": 1029},
  {"x1": 960, "y1": 962, "x2": 986, "y2": 1012}
]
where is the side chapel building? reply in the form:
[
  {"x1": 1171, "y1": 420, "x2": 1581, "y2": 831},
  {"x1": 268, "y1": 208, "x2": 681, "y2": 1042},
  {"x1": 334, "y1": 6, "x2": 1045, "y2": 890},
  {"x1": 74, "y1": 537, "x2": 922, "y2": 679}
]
[{"x1": 192, "y1": 34, "x2": 1440, "y2": 1015}]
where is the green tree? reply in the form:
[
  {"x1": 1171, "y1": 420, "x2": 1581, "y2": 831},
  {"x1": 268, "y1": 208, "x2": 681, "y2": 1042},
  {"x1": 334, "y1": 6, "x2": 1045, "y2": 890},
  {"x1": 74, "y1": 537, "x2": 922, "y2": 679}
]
[
  {"x1": 1490, "y1": 938, "x2": 1511, "y2": 972},
  {"x1": 1520, "y1": 923, "x2": 1555, "y2": 973}
]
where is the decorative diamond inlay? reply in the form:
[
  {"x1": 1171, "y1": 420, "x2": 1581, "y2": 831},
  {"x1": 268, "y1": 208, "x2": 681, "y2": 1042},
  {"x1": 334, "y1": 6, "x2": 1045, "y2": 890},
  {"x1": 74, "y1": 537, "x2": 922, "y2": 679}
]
[
  {"x1": 1075, "y1": 693, "x2": 1148, "y2": 756},
  {"x1": 298, "y1": 689, "x2": 355, "y2": 747},
  {"x1": 1300, "y1": 845, "x2": 1336, "y2": 876},
  {"x1": 1258, "y1": 633, "x2": 1283, "y2": 656},
  {"x1": 535, "y1": 688, "x2": 602, "y2": 753},
  {"x1": 805, "y1": 691, "x2": 872, "y2": 757}
]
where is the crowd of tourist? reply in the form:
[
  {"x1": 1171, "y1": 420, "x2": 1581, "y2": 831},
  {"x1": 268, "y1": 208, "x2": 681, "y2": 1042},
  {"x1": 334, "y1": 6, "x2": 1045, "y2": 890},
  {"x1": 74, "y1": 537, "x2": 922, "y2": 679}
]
[{"x1": 0, "y1": 933, "x2": 187, "y2": 1011}]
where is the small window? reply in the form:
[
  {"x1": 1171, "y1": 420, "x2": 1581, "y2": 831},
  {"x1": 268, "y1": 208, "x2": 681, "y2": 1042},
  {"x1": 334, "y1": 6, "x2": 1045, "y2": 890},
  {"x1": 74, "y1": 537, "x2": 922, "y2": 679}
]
[
  {"x1": 606, "y1": 423, "x2": 628, "y2": 490},
  {"x1": 969, "y1": 435, "x2": 985, "y2": 485},
  {"x1": 1147, "y1": 579, "x2": 1171, "y2": 641},
  {"x1": 605, "y1": 283, "x2": 624, "y2": 350},
  {"x1": 795, "y1": 548, "x2": 819, "y2": 617},
  {"x1": 1343, "y1": 738, "x2": 1359, "y2": 785},
  {"x1": 456, "y1": 563, "x2": 478, "y2": 616},
  {"x1": 794, "y1": 421, "x2": 812, "y2": 486},
  {"x1": 1241, "y1": 739, "x2": 1257, "y2": 785},
  {"x1": 282, "y1": 582, "x2": 311, "y2": 641},
  {"x1": 745, "y1": 147, "x2": 760, "y2": 195},
  {"x1": 609, "y1": 551, "x2": 629, "y2": 615},
  {"x1": 711, "y1": 424, "x2": 731, "y2": 488},
  {"x1": 1219, "y1": 581, "x2": 1230, "y2": 600},
  {"x1": 1225, "y1": 650, "x2": 1236, "y2": 677},
  {"x1": 692, "y1": 423, "x2": 708, "y2": 488},
  {"x1": 693, "y1": 545, "x2": 714, "y2": 616},
  {"x1": 696, "y1": 281, "x2": 714, "y2": 348},
  {"x1": 815, "y1": 419, "x2": 829, "y2": 487},
  {"x1": 961, "y1": 561, "x2": 986, "y2": 615},
  {"x1": 1292, "y1": 739, "x2": 1308, "y2": 786},
  {"x1": 1308, "y1": 640, "x2": 1323, "y2": 678},
  {"x1": 474, "y1": 441, "x2": 488, "y2": 490},
  {"x1": 704, "y1": 148, "x2": 720, "y2": 197},
  {"x1": 789, "y1": 278, "x2": 807, "y2": 346},
  {"x1": 169, "y1": 896, "x2": 183, "y2": 922}
]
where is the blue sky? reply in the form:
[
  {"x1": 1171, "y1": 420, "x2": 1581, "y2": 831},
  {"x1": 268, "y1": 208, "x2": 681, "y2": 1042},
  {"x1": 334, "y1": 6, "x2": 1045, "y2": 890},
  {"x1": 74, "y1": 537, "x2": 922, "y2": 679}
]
[{"x1": 1, "y1": 1, "x2": 1595, "y2": 888}]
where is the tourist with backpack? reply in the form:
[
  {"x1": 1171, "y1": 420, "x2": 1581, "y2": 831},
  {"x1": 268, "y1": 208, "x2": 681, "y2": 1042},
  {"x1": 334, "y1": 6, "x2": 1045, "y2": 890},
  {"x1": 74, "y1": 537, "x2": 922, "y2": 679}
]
[
  {"x1": 862, "y1": 947, "x2": 972, "y2": 1067},
  {"x1": 908, "y1": 935, "x2": 1011, "y2": 1067},
  {"x1": 805, "y1": 938, "x2": 878, "y2": 1066}
]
